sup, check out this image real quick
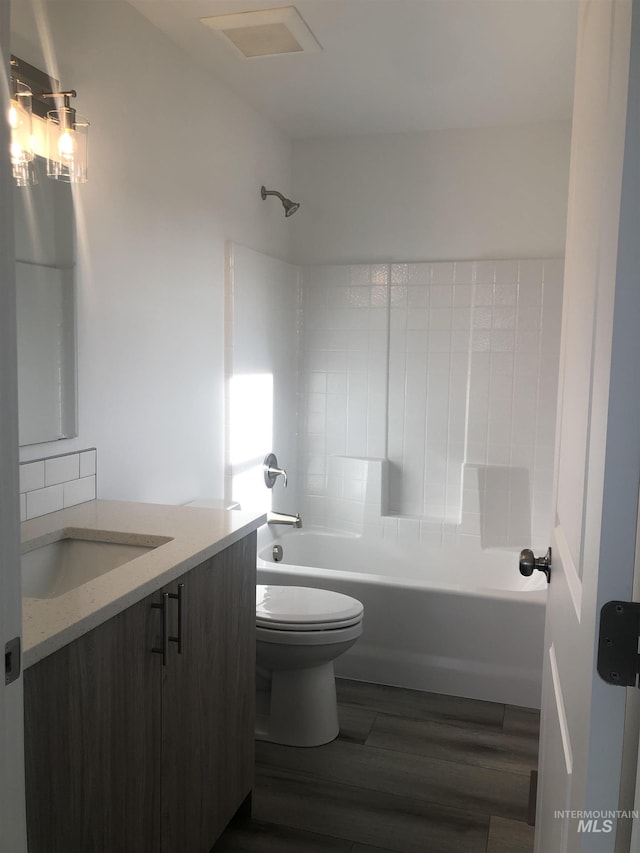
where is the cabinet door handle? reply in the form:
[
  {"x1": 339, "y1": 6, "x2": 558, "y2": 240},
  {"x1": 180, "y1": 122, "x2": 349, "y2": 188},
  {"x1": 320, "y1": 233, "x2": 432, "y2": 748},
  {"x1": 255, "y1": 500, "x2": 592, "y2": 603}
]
[
  {"x1": 151, "y1": 592, "x2": 170, "y2": 666},
  {"x1": 168, "y1": 583, "x2": 184, "y2": 654}
]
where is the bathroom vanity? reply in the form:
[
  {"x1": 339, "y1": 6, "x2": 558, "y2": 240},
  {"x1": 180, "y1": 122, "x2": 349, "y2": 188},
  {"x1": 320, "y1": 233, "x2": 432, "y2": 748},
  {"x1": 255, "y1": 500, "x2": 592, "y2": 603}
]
[{"x1": 20, "y1": 500, "x2": 264, "y2": 853}]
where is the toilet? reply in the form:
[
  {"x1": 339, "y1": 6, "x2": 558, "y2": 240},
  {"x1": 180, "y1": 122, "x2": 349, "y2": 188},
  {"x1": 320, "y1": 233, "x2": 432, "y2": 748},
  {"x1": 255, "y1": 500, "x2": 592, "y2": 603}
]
[{"x1": 255, "y1": 584, "x2": 364, "y2": 747}]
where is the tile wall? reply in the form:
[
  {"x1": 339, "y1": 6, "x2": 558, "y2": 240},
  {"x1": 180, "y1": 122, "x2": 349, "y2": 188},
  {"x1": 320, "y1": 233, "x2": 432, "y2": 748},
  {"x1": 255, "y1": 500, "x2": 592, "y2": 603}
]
[
  {"x1": 324, "y1": 456, "x2": 387, "y2": 534},
  {"x1": 297, "y1": 259, "x2": 563, "y2": 550},
  {"x1": 19, "y1": 448, "x2": 97, "y2": 521}
]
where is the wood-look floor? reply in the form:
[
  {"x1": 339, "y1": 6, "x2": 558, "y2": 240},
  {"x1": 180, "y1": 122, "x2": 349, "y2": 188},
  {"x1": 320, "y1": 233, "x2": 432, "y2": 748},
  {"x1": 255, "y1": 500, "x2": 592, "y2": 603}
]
[{"x1": 213, "y1": 678, "x2": 539, "y2": 853}]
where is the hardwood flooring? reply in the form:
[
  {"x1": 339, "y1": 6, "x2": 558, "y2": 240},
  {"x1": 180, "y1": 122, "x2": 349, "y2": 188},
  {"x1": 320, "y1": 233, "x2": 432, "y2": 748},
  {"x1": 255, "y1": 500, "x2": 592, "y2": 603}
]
[{"x1": 213, "y1": 678, "x2": 539, "y2": 853}]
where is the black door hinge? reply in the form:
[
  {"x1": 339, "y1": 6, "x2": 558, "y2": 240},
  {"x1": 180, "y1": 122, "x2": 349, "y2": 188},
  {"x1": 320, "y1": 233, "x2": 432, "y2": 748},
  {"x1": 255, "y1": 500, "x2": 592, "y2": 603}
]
[
  {"x1": 5, "y1": 636, "x2": 21, "y2": 686},
  {"x1": 597, "y1": 601, "x2": 640, "y2": 686}
]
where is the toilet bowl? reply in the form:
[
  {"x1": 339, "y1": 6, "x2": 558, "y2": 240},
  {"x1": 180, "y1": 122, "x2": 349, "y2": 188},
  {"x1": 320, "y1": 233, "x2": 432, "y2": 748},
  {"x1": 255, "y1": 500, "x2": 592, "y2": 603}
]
[{"x1": 255, "y1": 584, "x2": 364, "y2": 747}]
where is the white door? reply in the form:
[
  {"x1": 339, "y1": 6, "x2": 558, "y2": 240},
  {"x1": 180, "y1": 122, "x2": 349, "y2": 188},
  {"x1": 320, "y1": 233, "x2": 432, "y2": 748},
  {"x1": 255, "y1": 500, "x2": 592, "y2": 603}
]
[
  {"x1": 535, "y1": 1, "x2": 640, "y2": 851},
  {"x1": 0, "y1": 3, "x2": 28, "y2": 850}
]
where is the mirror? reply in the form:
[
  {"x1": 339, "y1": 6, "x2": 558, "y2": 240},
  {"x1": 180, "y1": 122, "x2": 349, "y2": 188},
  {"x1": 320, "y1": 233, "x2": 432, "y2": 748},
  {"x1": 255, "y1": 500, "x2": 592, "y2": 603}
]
[{"x1": 14, "y1": 155, "x2": 77, "y2": 446}]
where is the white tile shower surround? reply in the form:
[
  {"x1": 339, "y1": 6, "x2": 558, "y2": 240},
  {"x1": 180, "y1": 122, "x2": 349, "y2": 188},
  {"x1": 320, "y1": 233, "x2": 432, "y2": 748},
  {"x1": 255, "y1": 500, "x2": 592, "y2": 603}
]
[
  {"x1": 19, "y1": 449, "x2": 97, "y2": 521},
  {"x1": 297, "y1": 259, "x2": 563, "y2": 551}
]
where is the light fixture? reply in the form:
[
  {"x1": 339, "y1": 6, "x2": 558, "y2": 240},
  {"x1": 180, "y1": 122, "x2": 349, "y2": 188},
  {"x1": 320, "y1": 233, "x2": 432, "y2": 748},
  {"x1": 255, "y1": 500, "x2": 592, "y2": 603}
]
[
  {"x1": 8, "y1": 56, "x2": 89, "y2": 185},
  {"x1": 8, "y1": 77, "x2": 34, "y2": 186},
  {"x1": 42, "y1": 90, "x2": 89, "y2": 183}
]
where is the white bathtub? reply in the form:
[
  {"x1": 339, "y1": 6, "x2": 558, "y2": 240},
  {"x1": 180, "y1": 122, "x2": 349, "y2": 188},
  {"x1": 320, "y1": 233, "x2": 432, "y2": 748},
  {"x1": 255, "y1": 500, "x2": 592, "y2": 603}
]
[{"x1": 257, "y1": 528, "x2": 547, "y2": 708}]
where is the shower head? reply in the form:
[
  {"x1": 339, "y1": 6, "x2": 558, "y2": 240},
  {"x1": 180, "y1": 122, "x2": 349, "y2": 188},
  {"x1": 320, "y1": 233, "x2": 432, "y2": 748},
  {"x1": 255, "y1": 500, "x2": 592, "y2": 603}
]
[
  {"x1": 261, "y1": 185, "x2": 300, "y2": 217},
  {"x1": 282, "y1": 197, "x2": 300, "y2": 217}
]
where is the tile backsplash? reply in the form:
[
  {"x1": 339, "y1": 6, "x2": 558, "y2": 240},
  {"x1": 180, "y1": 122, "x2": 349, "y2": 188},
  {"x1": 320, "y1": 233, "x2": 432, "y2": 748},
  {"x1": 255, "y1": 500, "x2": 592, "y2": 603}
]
[{"x1": 20, "y1": 449, "x2": 97, "y2": 521}]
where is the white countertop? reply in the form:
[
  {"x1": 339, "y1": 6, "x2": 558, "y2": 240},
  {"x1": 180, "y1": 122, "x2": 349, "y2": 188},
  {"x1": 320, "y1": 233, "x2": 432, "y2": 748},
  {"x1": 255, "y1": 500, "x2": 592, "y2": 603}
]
[{"x1": 21, "y1": 500, "x2": 265, "y2": 668}]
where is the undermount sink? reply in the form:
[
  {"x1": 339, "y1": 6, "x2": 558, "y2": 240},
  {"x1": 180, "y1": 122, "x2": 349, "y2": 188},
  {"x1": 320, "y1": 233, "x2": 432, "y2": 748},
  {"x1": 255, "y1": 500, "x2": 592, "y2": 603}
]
[{"x1": 22, "y1": 533, "x2": 170, "y2": 599}]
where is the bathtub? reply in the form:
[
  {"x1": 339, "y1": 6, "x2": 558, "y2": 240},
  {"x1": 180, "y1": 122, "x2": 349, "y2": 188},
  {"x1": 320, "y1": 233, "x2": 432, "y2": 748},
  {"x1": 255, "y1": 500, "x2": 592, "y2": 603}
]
[{"x1": 257, "y1": 527, "x2": 547, "y2": 708}]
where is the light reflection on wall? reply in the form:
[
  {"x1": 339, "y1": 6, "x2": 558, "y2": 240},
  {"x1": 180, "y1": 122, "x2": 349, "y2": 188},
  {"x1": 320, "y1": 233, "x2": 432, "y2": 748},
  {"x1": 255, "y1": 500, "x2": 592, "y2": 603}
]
[{"x1": 229, "y1": 372, "x2": 273, "y2": 511}]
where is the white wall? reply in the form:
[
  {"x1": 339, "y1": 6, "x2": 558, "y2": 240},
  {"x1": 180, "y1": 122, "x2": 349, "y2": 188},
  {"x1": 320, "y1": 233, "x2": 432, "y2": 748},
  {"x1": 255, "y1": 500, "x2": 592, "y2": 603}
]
[
  {"x1": 290, "y1": 122, "x2": 571, "y2": 265},
  {"x1": 226, "y1": 244, "x2": 299, "y2": 516},
  {"x1": 10, "y1": 4, "x2": 572, "y2": 531},
  {"x1": 12, "y1": 0, "x2": 293, "y2": 504}
]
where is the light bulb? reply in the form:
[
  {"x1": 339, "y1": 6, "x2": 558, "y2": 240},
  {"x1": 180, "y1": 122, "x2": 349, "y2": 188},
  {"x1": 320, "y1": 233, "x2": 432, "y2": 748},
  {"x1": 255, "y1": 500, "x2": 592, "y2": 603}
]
[
  {"x1": 10, "y1": 140, "x2": 23, "y2": 162},
  {"x1": 58, "y1": 128, "x2": 75, "y2": 161},
  {"x1": 46, "y1": 103, "x2": 88, "y2": 183},
  {"x1": 8, "y1": 90, "x2": 33, "y2": 172}
]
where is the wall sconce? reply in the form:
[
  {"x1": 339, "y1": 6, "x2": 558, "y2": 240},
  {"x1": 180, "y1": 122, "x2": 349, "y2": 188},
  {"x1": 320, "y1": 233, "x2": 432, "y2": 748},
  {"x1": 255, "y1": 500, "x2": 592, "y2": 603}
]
[
  {"x1": 42, "y1": 91, "x2": 89, "y2": 183},
  {"x1": 9, "y1": 56, "x2": 89, "y2": 185},
  {"x1": 8, "y1": 77, "x2": 34, "y2": 186}
]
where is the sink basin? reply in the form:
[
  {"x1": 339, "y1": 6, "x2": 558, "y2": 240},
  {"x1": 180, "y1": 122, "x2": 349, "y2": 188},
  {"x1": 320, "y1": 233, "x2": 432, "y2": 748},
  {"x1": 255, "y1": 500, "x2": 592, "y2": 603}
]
[{"x1": 22, "y1": 535, "x2": 167, "y2": 599}]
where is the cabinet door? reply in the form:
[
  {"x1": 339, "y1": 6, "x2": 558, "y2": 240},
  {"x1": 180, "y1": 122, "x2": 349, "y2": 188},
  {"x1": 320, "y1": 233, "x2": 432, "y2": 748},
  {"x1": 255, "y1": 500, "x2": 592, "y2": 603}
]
[
  {"x1": 161, "y1": 534, "x2": 256, "y2": 853},
  {"x1": 24, "y1": 592, "x2": 162, "y2": 853}
]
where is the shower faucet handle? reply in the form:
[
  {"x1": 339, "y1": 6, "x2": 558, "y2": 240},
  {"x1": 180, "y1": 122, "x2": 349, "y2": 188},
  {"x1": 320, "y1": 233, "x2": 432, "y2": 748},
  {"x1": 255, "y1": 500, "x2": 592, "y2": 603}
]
[{"x1": 264, "y1": 453, "x2": 288, "y2": 489}]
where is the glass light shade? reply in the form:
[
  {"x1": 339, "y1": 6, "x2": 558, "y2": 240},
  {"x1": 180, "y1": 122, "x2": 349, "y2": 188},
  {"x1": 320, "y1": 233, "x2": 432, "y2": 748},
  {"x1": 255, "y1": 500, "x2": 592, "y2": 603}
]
[
  {"x1": 9, "y1": 80, "x2": 34, "y2": 185},
  {"x1": 11, "y1": 159, "x2": 39, "y2": 187},
  {"x1": 46, "y1": 107, "x2": 89, "y2": 183}
]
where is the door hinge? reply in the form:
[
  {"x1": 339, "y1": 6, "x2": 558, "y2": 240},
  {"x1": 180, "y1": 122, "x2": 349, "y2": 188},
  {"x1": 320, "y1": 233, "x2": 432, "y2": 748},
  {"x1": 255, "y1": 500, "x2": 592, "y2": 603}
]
[
  {"x1": 597, "y1": 601, "x2": 640, "y2": 686},
  {"x1": 5, "y1": 636, "x2": 21, "y2": 686}
]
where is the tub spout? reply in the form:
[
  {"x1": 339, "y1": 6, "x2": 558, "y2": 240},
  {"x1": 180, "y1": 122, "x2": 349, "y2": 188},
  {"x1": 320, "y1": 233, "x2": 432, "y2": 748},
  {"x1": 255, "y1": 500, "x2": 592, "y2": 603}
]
[{"x1": 267, "y1": 511, "x2": 302, "y2": 528}]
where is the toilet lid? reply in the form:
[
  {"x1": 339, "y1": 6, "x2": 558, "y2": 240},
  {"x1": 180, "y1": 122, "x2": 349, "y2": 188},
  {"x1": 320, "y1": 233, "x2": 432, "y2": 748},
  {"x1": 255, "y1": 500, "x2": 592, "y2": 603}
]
[{"x1": 256, "y1": 585, "x2": 364, "y2": 631}]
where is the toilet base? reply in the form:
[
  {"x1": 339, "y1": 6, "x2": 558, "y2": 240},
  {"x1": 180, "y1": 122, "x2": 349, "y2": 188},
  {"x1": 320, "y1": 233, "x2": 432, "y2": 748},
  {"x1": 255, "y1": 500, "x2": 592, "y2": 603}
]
[{"x1": 255, "y1": 661, "x2": 339, "y2": 747}]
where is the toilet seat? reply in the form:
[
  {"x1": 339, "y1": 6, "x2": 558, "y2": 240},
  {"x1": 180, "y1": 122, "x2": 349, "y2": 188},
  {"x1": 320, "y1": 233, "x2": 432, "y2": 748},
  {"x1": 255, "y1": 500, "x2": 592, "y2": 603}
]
[
  {"x1": 256, "y1": 621, "x2": 363, "y2": 646},
  {"x1": 256, "y1": 585, "x2": 363, "y2": 631}
]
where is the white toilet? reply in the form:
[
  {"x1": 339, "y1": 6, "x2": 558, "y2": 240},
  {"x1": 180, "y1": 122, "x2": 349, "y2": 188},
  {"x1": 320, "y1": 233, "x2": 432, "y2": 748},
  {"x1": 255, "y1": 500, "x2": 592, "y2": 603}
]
[{"x1": 255, "y1": 584, "x2": 364, "y2": 747}]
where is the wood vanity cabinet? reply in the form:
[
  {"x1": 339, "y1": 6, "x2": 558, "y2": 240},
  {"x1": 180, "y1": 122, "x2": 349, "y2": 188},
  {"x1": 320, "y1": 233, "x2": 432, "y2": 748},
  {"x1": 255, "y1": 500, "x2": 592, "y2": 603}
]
[{"x1": 24, "y1": 533, "x2": 256, "y2": 853}]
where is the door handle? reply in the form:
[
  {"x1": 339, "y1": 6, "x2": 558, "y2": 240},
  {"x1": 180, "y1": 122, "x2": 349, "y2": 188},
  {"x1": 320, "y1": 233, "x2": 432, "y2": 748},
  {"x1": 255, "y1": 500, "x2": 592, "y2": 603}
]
[
  {"x1": 152, "y1": 592, "x2": 170, "y2": 665},
  {"x1": 168, "y1": 583, "x2": 184, "y2": 654},
  {"x1": 152, "y1": 584, "x2": 184, "y2": 663},
  {"x1": 519, "y1": 547, "x2": 552, "y2": 583}
]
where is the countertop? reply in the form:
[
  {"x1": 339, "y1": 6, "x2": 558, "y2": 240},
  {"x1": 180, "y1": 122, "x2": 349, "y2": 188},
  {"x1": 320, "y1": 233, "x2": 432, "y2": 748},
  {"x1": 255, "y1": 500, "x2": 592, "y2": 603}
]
[{"x1": 21, "y1": 500, "x2": 266, "y2": 668}]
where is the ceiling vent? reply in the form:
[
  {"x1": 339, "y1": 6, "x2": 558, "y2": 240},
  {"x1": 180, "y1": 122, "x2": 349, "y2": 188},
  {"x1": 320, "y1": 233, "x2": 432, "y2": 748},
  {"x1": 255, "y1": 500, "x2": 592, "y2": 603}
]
[{"x1": 200, "y1": 6, "x2": 322, "y2": 58}]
